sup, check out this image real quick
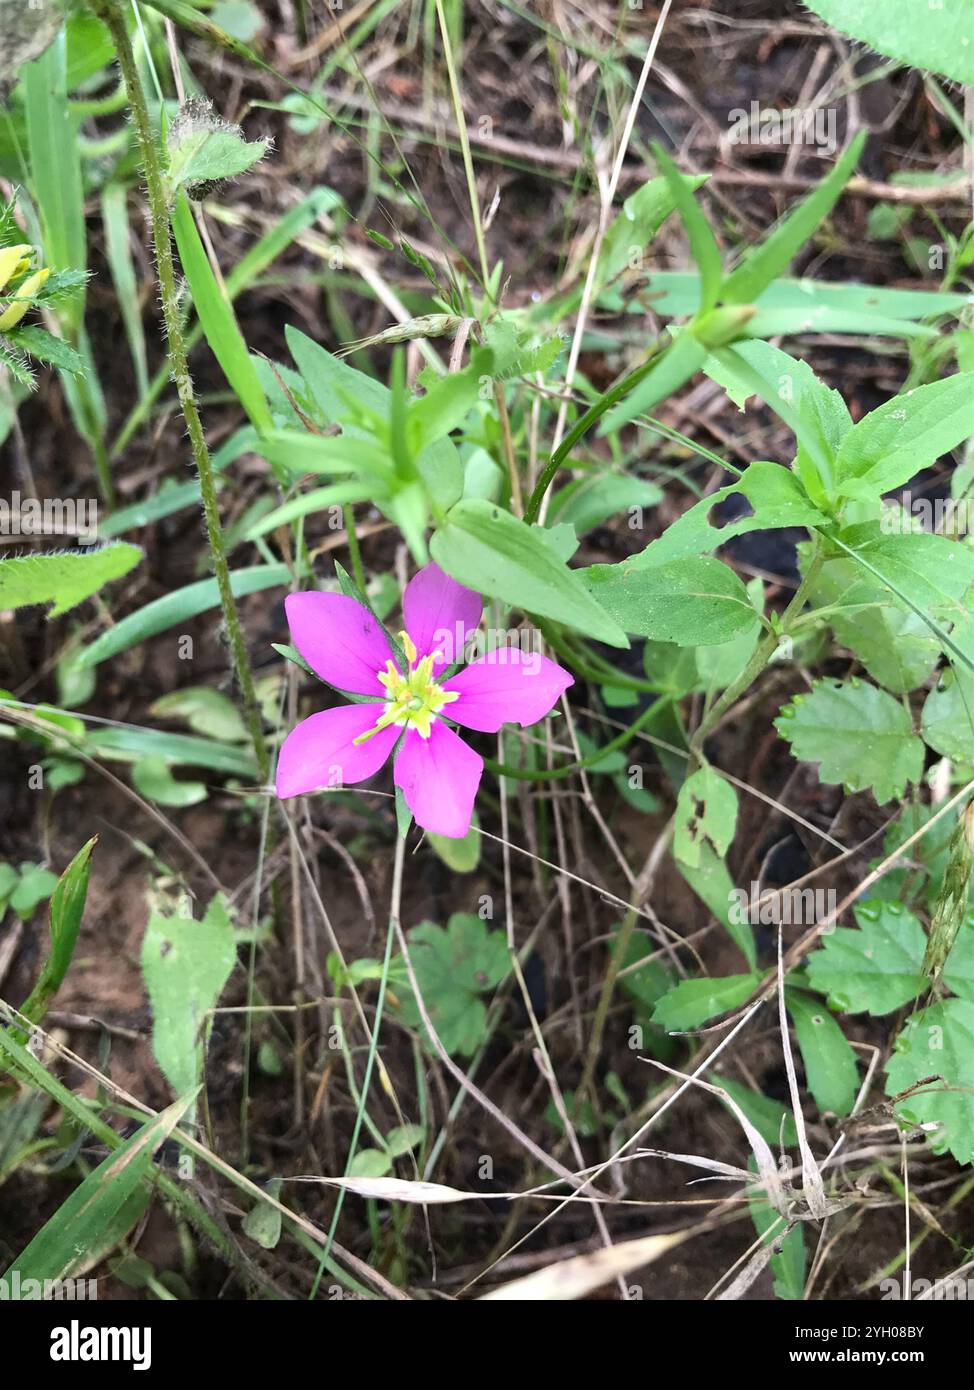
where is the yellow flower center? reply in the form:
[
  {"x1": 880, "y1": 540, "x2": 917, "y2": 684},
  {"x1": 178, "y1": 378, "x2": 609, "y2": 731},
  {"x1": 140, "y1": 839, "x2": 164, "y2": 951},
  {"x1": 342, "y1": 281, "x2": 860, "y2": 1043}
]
[{"x1": 354, "y1": 631, "x2": 459, "y2": 743}]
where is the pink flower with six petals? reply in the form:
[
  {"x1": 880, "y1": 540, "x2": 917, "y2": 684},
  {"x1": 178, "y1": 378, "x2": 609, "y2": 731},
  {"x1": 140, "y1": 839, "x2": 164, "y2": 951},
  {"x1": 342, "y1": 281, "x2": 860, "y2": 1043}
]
[{"x1": 275, "y1": 563, "x2": 574, "y2": 837}]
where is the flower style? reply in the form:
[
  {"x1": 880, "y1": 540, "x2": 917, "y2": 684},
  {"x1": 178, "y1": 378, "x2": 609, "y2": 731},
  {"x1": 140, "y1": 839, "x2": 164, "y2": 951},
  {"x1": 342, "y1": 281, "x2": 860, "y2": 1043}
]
[{"x1": 275, "y1": 563, "x2": 573, "y2": 837}]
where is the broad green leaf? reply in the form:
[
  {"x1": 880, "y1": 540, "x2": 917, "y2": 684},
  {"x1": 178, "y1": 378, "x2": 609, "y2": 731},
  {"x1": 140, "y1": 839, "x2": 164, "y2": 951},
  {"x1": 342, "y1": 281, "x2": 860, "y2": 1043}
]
[
  {"x1": 652, "y1": 973, "x2": 762, "y2": 1032},
  {"x1": 10, "y1": 865, "x2": 59, "y2": 919},
  {"x1": 673, "y1": 766, "x2": 738, "y2": 869},
  {"x1": 394, "y1": 914, "x2": 510, "y2": 1056},
  {"x1": 168, "y1": 127, "x2": 268, "y2": 195},
  {"x1": 695, "y1": 577, "x2": 764, "y2": 691},
  {"x1": 775, "y1": 677, "x2": 923, "y2": 805},
  {"x1": 142, "y1": 895, "x2": 237, "y2": 1099},
  {"x1": 835, "y1": 374, "x2": 974, "y2": 500},
  {"x1": 347, "y1": 1149, "x2": 393, "y2": 1178},
  {"x1": 132, "y1": 756, "x2": 208, "y2": 808},
  {"x1": 806, "y1": 900, "x2": 927, "y2": 1015},
  {"x1": 677, "y1": 841, "x2": 757, "y2": 967},
  {"x1": 385, "y1": 1123, "x2": 425, "y2": 1157},
  {"x1": 809, "y1": 554, "x2": 941, "y2": 694},
  {"x1": 0, "y1": 544, "x2": 142, "y2": 617},
  {"x1": 431, "y1": 499, "x2": 628, "y2": 647},
  {"x1": 242, "y1": 1187, "x2": 282, "y2": 1249},
  {"x1": 632, "y1": 271, "x2": 970, "y2": 334},
  {"x1": 721, "y1": 131, "x2": 865, "y2": 306},
  {"x1": 428, "y1": 815, "x2": 481, "y2": 873},
  {"x1": 784, "y1": 988, "x2": 858, "y2": 1117},
  {"x1": 171, "y1": 192, "x2": 273, "y2": 434},
  {"x1": 150, "y1": 687, "x2": 248, "y2": 742},
  {"x1": 833, "y1": 526, "x2": 974, "y2": 614},
  {"x1": 77, "y1": 562, "x2": 294, "y2": 668},
  {"x1": 886, "y1": 1000, "x2": 974, "y2": 1163},
  {"x1": 922, "y1": 667, "x2": 974, "y2": 763},
  {"x1": 805, "y1": 0, "x2": 974, "y2": 85},
  {"x1": 17, "y1": 838, "x2": 95, "y2": 1030},
  {"x1": 4, "y1": 1094, "x2": 195, "y2": 1285},
  {"x1": 580, "y1": 554, "x2": 755, "y2": 645},
  {"x1": 632, "y1": 461, "x2": 826, "y2": 567}
]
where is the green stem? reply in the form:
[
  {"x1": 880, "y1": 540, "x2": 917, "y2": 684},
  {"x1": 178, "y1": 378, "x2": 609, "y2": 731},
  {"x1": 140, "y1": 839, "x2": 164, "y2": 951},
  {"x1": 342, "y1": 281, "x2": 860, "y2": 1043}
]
[
  {"x1": 689, "y1": 537, "x2": 825, "y2": 758},
  {"x1": 94, "y1": 0, "x2": 270, "y2": 786},
  {"x1": 344, "y1": 503, "x2": 366, "y2": 592},
  {"x1": 524, "y1": 334, "x2": 666, "y2": 524}
]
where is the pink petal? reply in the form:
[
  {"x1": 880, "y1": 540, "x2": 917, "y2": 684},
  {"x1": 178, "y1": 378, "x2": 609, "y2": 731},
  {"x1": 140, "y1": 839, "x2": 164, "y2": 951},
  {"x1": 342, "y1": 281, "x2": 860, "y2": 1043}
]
[
  {"x1": 276, "y1": 703, "x2": 398, "y2": 798},
  {"x1": 285, "y1": 591, "x2": 394, "y2": 695},
  {"x1": 394, "y1": 723, "x2": 483, "y2": 838},
  {"x1": 442, "y1": 649, "x2": 574, "y2": 733},
  {"x1": 403, "y1": 562, "x2": 482, "y2": 668}
]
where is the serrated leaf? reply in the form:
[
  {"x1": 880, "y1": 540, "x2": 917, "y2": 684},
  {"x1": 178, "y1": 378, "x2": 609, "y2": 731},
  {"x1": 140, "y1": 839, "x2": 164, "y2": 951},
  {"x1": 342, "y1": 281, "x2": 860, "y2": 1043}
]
[
  {"x1": 652, "y1": 973, "x2": 762, "y2": 1031},
  {"x1": 886, "y1": 1000, "x2": 974, "y2": 1163},
  {"x1": 169, "y1": 128, "x2": 269, "y2": 194},
  {"x1": 0, "y1": 544, "x2": 142, "y2": 617},
  {"x1": 805, "y1": 0, "x2": 974, "y2": 86},
  {"x1": 394, "y1": 913, "x2": 510, "y2": 1056},
  {"x1": 806, "y1": 899, "x2": 927, "y2": 1015},
  {"x1": 775, "y1": 677, "x2": 923, "y2": 804}
]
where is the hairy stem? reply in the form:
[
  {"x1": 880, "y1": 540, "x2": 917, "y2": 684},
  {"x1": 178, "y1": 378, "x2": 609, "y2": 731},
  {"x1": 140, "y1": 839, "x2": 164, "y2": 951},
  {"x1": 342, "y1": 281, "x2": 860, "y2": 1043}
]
[{"x1": 93, "y1": 0, "x2": 270, "y2": 786}]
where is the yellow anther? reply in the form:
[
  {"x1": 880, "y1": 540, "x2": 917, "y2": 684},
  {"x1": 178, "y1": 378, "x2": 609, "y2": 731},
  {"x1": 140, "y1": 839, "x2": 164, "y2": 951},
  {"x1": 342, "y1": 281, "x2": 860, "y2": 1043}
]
[
  {"x1": 398, "y1": 630, "x2": 418, "y2": 665},
  {"x1": 0, "y1": 265, "x2": 49, "y2": 332}
]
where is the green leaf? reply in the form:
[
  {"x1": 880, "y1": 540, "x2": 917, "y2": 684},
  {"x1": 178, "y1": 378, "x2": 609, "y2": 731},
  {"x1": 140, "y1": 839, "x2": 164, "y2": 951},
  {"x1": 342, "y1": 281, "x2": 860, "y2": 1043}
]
[
  {"x1": 580, "y1": 554, "x2": 756, "y2": 645},
  {"x1": 431, "y1": 499, "x2": 628, "y2": 647},
  {"x1": 241, "y1": 1185, "x2": 282, "y2": 1249},
  {"x1": 774, "y1": 677, "x2": 923, "y2": 805},
  {"x1": 651, "y1": 143, "x2": 722, "y2": 313},
  {"x1": 4, "y1": 1094, "x2": 195, "y2": 1285},
  {"x1": 168, "y1": 127, "x2": 268, "y2": 195},
  {"x1": 721, "y1": 131, "x2": 865, "y2": 306},
  {"x1": 673, "y1": 766, "x2": 738, "y2": 869},
  {"x1": 394, "y1": 914, "x2": 511, "y2": 1056},
  {"x1": 809, "y1": 554, "x2": 941, "y2": 694},
  {"x1": 0, "y1": 544, "x2": 142, "y2": 617},
  {"x1": 923, "y1": 667, "x2": 974, "y2": 763},
  {"x1": 171, "y1": 192, "x2": 273, "y2": 434},
  {"x1": 142, "y1": 895, "x2": 237, "y2": 1098},
  {"x1": 806, "y1": 899, "x2": 927, "y2": 1015},
  {"x1": 548, "y1": 474, "x2": 663, "y2": 535},
  {"x1": 10, "y1": 865, "x2": 60, "y2": 919},
  {"x1": 600, "y1": 328, "x2": 708, "y2": 435},
  {"x1": 784, "y1": 988, "x2": 859, "y2": 1117},
  {"x1": 132, "y1": 756, "x2": 208, "y2": 808},
  {"x1": 832, "y1": 526, "x2": 974, "y2": 615},
  {"x1": 748, "y1": 1162, "x2": 807, "y2": 1300},
  {"x1": 835, "y1": 374, "x2": 974, "y2": 500},
  {"x1": 594, "y1": 173, "x2": 708, "y2": 298},
  {"x1": 8, "y1": 325, "x2": 85, "y2": 375},
  {"x1": 149, "y1": 687, "x2": 248, "y2": 742},
  {"x1": 347, "y1": 1148, "x2": 392, "y2": 1179},
  {"x1": 17, "y1": 838, "x2": 95, "y2": 1030},
  {"x1": 652, "y1": 973, "x2": 762, "y2": 1031},
  {"x1": 886, "y1": 1000, "x2": 974, "y2": 1163},
  {"x1": 676, "y1": 842, "x2": 757, "y2": 968},
  {"x1": 77, "y1": 563, "x2": 294, "y2": 668},
  {"x1": 385, "y1": 1123, "x2": 425, "y2": 1157},
  {"x1": 805, "y1": 0, "x2": 974, "y2": 86},
  {"x1": 633, "y1": 460, "x2": 826, "y2": 567},
  {"x1": 712, "y1": 1075, "x2": 798, "y2": 1148},
  {"x1": 427, "y1": 815, "x2": 481, "y2": 873}
]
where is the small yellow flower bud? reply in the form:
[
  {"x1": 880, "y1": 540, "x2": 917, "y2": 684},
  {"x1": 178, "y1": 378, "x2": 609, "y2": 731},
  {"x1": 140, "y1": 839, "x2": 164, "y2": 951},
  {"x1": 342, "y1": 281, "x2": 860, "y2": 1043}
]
[
  {"x1": 0, "y1": 244, "x2": 33, "y2": 294},
  {"x1": 0, "y1": 264, "x2": 49, "y2": 331}
]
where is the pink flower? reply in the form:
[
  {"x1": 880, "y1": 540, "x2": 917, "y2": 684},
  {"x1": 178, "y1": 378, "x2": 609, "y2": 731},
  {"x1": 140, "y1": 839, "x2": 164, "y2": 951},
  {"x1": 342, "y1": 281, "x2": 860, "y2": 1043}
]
[{"x1": 275, "y1": 563, "x2": 574, "y2": 837}]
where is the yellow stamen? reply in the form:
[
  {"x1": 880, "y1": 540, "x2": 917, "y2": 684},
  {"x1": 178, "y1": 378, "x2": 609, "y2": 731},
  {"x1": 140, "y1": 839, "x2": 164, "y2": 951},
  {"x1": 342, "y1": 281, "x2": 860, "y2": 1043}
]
[
  {"x1": 353, "y1": 643, "x2": 459, "y2": 745},
  {"x1": 0, "y1": 246, "x2": 33, "y2": 295}
]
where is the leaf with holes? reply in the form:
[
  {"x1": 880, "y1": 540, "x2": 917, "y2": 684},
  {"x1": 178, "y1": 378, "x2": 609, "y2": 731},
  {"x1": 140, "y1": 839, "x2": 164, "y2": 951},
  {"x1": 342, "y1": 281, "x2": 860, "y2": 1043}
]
[{"x1": 674, "y1": 767, "x2": 738, "y2": 870}]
